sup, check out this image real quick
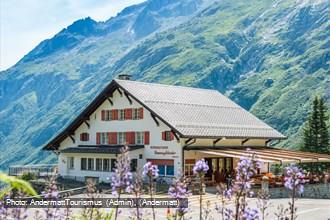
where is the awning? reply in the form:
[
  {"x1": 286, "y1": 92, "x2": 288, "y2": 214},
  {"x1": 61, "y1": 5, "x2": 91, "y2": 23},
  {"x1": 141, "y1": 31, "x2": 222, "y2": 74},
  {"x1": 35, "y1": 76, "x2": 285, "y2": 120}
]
[{"x1": 193, "y1": 147, "x2": 330, "y2": 163}]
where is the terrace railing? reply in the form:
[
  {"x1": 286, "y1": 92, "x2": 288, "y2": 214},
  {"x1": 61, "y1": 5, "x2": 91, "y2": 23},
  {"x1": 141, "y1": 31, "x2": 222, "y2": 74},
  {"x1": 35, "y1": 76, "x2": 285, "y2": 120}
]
[{"x1": 8, "y1": 164, "x2": 57, "y2": 178}]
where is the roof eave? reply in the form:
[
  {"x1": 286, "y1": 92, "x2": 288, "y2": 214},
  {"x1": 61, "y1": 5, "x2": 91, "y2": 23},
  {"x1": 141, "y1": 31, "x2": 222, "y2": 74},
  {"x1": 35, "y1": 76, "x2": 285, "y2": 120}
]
[
  {"x1": 180, "y1": 134, "x2": 287, "y2": 140},
  {"x1": 42, "y1": 80, "x2": 118, "y2": 151}
]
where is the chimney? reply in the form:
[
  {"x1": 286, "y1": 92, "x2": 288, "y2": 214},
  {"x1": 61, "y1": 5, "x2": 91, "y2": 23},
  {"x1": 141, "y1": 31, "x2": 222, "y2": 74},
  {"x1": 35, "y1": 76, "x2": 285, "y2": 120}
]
[{"x1": 117, "y1": 74, "x2": 132, "y2": 80}]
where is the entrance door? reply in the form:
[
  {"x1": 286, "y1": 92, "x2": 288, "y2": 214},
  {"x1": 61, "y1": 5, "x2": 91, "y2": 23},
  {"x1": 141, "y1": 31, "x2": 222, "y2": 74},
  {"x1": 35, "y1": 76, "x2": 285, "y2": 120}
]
[{"x1": 204, "y1": 157, "x2": 233, "y2": 183}]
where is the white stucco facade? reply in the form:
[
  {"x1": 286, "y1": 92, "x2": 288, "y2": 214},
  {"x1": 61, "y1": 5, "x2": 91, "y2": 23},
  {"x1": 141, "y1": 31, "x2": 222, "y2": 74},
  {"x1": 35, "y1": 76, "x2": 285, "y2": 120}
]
[
  {"x1": 56, "y1": 87, "x2": 271, "y2": 183},
  {"x1": 58, "y1": 89, "x2": 183, "y2": 182}
]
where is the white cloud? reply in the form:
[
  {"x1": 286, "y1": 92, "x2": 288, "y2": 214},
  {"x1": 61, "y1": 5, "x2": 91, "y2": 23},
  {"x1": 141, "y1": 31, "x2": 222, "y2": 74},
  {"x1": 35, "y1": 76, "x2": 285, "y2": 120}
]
[{"x1": 0, "y1": 0, "x2": 145, "y2": 70}]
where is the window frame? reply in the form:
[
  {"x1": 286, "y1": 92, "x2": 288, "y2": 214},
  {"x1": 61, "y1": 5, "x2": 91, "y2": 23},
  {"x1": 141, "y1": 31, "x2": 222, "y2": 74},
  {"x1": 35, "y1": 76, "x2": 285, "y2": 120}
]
[
  {"x1": 110, "y1": 159, "x2": 116, "y2": 172},
  {"x1": 87, "y1": 158, "x2": 94, "y2": 171},
  {"x1": 130, "y1": 159, "x2": 138, "y2": 172},
  {"x1": 118, "y1": 109, "x2": 125, "y2": 120},
  {"x1": 117, "y1": 132, "x2": 126, "y2": 144},
  {"x1": 136, "y1": 132, "x2": 144, "y2": 144},
  {"x1": 96, "y1": 158, "x2": 102, "y2": 171},
  {"x1": 165, "y1": 131, "x2": 172, "y2": 141},
  {"x1": 81, "y1": 158, "x2": 87, "y2": 170},
  {"x1": 158, "y1": 164, "x2": 174, "y2": 176},
  {"x1": 68, "y1": 157, "x2": 74, "y2": 169},
  {"x1": 132, "y1": 108, "x2": 139, "y2": 120},
  {"x1": 100, "y1": 132, "x2": 108, "y2": 144},
  {"x1": 166, "y1": 165, "x2": 174, "y2": 176},
  {"x1": 103, "y1": 159, "x2": 110, "y2": 171}
]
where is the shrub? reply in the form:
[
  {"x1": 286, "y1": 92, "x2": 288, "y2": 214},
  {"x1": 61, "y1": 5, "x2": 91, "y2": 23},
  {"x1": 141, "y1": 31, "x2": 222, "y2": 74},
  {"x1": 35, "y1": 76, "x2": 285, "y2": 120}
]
[{"x1": 20, "y1": 172, "x2": 36, "y2": 181}]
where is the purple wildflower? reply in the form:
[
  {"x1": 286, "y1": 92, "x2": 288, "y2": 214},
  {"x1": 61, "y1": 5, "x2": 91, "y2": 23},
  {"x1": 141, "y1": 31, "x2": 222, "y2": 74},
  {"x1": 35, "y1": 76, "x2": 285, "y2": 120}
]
[
  {"x1": 235, "y1": 156, "x2": 261, "y2": 190},
  {"x1": 283, "y1": 164, "x2": 305, "y2": 220},
  {"x1": 111, "y1": 146, "x2": 133, "y2": 220},
  {"x1": 193, "y1": 159, "x2": 209, "y2": 220},
  {"x1": 224, "y1": 188, "x2": 233, "y2": 199},
  {"x1": 168, "y1": 175, "x2": 191, "y2": 217},
  {"x1": 143, "y1": 162, "x2": 159, "y2": 220},
  {"x1": 242, "y1": 207, "x2": 260, "y2": 220},
  {"x1": 42, "y1": 175, "x2": 61, "y2": 220},
  {"x1": 231, "y1": 151, "x2": 261, "y2": 220},
  {"x1": 142, "y1": 162, "x2": 159, "y2": 179},
  {"x1": 111, "y1": 147, "x2": 133, "y2": 196},
  {"x1": 193, "y1": 159, "x2": 209, "y2": 175},
  {"x1": 224, "y1": 208, "x2": 234, "y2": 220},
  {"x1": 284, "y1": 164, "x2": 304, "y2": 194}
]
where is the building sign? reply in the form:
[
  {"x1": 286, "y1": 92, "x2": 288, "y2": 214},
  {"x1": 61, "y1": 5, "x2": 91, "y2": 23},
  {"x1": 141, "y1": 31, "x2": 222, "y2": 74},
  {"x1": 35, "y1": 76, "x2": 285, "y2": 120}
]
[{"x1": 150, "y1": 146, "x2": 176, "y2": 155}]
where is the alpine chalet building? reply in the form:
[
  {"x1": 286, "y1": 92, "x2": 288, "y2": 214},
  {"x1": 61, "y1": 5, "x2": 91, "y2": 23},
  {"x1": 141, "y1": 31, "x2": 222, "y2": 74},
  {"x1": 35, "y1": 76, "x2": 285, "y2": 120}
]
[{"x1": 43, "y1": 77, "x2": 330, "y2": 183}]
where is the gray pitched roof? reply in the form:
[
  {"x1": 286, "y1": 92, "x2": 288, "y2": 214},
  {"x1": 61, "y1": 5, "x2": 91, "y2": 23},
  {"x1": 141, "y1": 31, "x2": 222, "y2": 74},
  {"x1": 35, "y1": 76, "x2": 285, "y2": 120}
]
[
  {"x1": 44, "y1": 79, "x2": 285, "y2": 150},
  {"x1": 116, "y1": 79, "x2": 285, "y2": 139}
]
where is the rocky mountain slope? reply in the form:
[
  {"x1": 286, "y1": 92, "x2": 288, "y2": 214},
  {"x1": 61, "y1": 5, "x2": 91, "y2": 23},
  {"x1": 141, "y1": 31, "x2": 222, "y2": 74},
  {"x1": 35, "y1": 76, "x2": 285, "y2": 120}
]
[{"x1": 0, "y1": 0, "x2": 329, "y2": 170}]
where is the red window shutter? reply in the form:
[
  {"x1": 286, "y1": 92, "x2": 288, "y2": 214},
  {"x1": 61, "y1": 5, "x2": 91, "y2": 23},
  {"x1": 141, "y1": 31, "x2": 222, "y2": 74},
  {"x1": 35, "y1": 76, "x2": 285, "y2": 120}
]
[
  {"x1": 125, "y1": 108, "x2": 132, "y2": 120},
  {"x1": 161, "y1": 131, "x2": 166, "y2": 140},
  {"x1": 113, "y1": 109, "x2": 118, "y2": 120},
  {"x1": 101, "y1": 110, "x2": 105, "y2": 121},
  {"x1": 96, "y1": 133, "x2": 101, "y2": 144},
  {"x1": 80, "y1": 133, "x2": 83, "y2": 141},
  {"x1": 125, "y1": 132, "x2": 131, "y2": 144},
  {"x1": 125, "y1": 132, "x2": 135, "y2": 144},
  {"x1": 131, "y1": 132, "x2": 135, "y2": 144},
  {"x1": 144, "y1": 131, "x2": 150, "y2": 145},
  {"x1": 107, "y1": 132, "x2": 111, "y2": 144},
  {"x1": 109, "y1": 132, "x2": 117, "y2": 144},
  {"x1": 138, "y1": 108, "x2": 144, "y2": 119},
  {"x1": 170, "y1": 131, "x2": 175, "y2": 141}
]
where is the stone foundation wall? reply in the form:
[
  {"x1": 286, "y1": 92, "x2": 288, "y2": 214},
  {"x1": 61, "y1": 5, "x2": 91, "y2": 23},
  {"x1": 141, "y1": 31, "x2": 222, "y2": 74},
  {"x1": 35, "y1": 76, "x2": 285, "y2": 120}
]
[{"x1": 252, "y1": 183, "x2": 330, "y2": 199}]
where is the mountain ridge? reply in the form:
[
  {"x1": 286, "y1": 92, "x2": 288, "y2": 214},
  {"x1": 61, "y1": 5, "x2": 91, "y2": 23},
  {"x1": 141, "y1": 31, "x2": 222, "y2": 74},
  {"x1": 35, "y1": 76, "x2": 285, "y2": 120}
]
[{"x1": 0, "y1": 0, "x2": 329, "y2": 170}]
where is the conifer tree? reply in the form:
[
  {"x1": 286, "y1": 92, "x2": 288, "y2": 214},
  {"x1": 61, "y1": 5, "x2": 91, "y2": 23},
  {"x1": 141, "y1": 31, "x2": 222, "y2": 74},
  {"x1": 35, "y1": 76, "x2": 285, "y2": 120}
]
[
  {"x1": 301, "y1": 96, "x2": 329, "y2": 153},
  {"x1": 318, "y1": 97, "x2": 329, "y2": 153}
]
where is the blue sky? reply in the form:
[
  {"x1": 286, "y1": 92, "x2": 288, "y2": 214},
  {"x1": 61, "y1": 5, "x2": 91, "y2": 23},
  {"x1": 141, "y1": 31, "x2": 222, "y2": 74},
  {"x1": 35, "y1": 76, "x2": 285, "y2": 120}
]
[{"x1": 0, "y1": 0, "x2": 145, "y2": 70}]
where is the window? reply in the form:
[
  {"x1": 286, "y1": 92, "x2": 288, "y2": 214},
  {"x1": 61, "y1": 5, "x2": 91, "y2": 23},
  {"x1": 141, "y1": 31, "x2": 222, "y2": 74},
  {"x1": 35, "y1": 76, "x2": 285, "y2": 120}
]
[
  {"x1": 87, "y1": 158, "x2": 94, "y2": 170},
  {"x1": 162, "y1": 131, "x2": 173, "y2": 141},
  {"x1": 81, "y1": 158, "x2": 87, "y2": 170},
  {"x1": 118, "y1": 132, "x2": 126, "y2": 144},
  {"x1": 96, "y1": 158, "x2": 102, "y2": 171},
  {"x1": 157, "y1": 165, "x2": 174, "y2": 176},
  {"x1": 68, "y1": 157, "x2": 74, "y2": 169},
  {"x1": 106, "y1": 110, "x2": 111, "y2": 121},
  {"x1": 132, "y1": 108, "x2": 139, "y2": 120},
  {"x1": 136, "y1": 132, "x2": 144, "y2": 144},
  {"x1": 184, "y1": 164, "x2": 194, "y2": 176},
  {"x1": 184, "y1": 160, "x2": 195, "y2": 176},
  {"x1": 166, "y1": 165, "x2": 174, "y2": 176},
  {"x1": 130, "y1": 159, "x2": 138, "y2": 172},
  {"x1": 148, "y1": 159, "x2": 174, "y2": 176},
  {"x1": 158, "y1": 165, "x2": 165, "y2": 175},
  {"x1": 119, "y1": 109, "x2": 125, "y2": 120},
  {"x1": 103, "y1": 159, "x2": 110, "y2": 171},
  {"x1": 100, "y1": 132, "x2": 108, "y2": 144},
  {"x1": 111, "y1": 159, "x2": 116, "y2": 171},
  {"x1": 80, "y1": 133, "x2": 89, "y2": 141}
]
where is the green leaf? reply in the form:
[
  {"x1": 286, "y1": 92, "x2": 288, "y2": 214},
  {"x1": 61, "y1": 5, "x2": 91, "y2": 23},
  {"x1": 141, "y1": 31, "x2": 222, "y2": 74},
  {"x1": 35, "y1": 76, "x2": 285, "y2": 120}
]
[{"x1": 0, "y1": 173, "x2": 38, "y2": 198}]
